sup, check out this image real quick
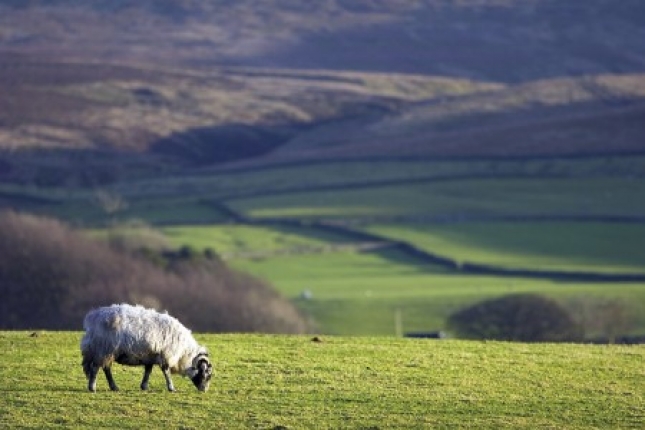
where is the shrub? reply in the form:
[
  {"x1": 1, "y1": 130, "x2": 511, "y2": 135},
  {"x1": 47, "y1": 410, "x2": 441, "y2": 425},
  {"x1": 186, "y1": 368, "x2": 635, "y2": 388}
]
[
  {"x1": 0, "y1": 211, "x2": 309, "y2": 333},
  {"x1": 564, "y1": 296, "x2": 634, "y2": 344},
  {"x1": 446, "y1": 293, "x2": 582, "y2": 342}
]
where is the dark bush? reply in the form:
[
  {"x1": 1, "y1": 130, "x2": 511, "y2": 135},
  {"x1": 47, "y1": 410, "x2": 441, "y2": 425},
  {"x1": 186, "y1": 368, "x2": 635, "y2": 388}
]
[
  {"x1": 0, "y1": 211, "x2": 309, "y2": 333},
  {"x1": 447, "y1": 293, "x2": 582, "y2": 342}
]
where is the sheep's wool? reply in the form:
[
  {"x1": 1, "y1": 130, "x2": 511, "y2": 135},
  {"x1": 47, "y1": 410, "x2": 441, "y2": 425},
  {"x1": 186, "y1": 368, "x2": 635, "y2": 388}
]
[{"x1": 81, "y1": 304, "x2": 205, "y2": 373}]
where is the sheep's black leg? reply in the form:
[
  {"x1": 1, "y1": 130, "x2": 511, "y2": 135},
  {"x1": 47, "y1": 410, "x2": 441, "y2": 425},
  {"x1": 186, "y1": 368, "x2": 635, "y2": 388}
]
[
  {"x1": 86, "y1": 364, "x2": 99, "y2": 393},
  {"x1": 140, "y1": 364, "x2": 153, "y2": 391},
  {"x1": 103, "y1": 366, "x2": 119, "y2": 391},
  {"x1": 160, "y1": 364, "x2": 176, "y2": 392}
]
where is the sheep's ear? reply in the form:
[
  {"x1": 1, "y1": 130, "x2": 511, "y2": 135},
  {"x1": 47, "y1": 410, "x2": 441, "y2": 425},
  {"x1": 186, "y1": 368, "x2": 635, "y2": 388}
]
[{"x1": 186, "y1": 367, "x2": 198, "y2": 378}]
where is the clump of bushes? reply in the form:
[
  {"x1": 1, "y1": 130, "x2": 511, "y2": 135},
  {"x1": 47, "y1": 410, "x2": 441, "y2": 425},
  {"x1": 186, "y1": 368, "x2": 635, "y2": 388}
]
[
  {"x1": 0, "y1": 211, "x2": 309, "y2": 333},
  {"x1": 447, "y1": 293, "x2": 582, "y2": 342}
]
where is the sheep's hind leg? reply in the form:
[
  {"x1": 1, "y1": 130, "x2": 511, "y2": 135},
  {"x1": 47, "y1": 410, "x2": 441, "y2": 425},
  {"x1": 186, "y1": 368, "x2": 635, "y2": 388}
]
[
  {"x1": 86, "y1": 363, "x2": 99, "y2": 393},
  {"x1": 103, "y1": 366, "x2": 119, "y2": 391},
  {"x1": 160, "y1": 364, "x2": 176, "y2": 392},
  {"x1": 140, "y1": 364, "x2": 153, "y2": 391}
]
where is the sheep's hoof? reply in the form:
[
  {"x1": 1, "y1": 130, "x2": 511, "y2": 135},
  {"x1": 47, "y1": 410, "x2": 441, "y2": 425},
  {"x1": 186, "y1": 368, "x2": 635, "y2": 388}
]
[
  {"x1": 109, "y1": 385, "x2": 119, "y2": 392},
  {"x1": 140, "y1": 383, "x2": 149, "y2": 391}
]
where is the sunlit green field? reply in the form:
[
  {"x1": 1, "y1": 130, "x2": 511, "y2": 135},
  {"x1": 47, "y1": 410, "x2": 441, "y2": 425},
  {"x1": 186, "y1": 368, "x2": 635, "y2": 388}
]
[
  {"x1": 150, "y1": 223, "x2": 645, "y2": 336},
  {"x1": 161, "y1": 224, "x2": 350, "y2": 256},
  {"x1": 227, "y1": 177, "x2": 645, "y2": 220},
  {"x1": 364, "y1": 222, "x2": 645, "y2": 274},
  {"x1": 18, "y1": 154, "x2": 645, "y2": 337},
  {"x1": 1, "y1": 332, "x2": 643, "y2": 429},
  {"x1": 14, "y1": 155, "x2": 642, "y2": 225},
  {"x1": 8, "y1": 156, "x2": 645, "y2": 226},
  {"x1": 231, "y1": 250, "x2": 645, "y2": 336}
]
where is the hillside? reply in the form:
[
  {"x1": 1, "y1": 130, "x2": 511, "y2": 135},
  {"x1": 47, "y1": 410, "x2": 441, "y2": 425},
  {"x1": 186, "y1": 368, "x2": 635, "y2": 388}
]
[
  {"x1": 1, "y1": 1, "x2": 645, "y2": 167},
  {"x1": 0, "y1": 54, "x2": 497, "y2": 153},
  {"x1": 241, "y1": 74, "x2": 645, "y2": 166},
  {"x1": 1, "y1": 1, "x2": 645, "y2": 337},
  {"x1": 2, "y1": 54, "x2": 644, "y2": 171},
  {"x1": 2, "y1": 0, "x2": 645, "y2": 82}
]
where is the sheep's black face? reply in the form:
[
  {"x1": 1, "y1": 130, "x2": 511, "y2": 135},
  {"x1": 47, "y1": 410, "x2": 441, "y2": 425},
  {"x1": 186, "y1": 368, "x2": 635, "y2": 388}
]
[{"x1": 191, "y1": 358, "x2": 213, "y2": 392}]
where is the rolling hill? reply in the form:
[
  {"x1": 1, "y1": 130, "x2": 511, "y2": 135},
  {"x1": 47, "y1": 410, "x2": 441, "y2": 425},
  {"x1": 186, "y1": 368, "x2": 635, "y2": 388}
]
[
  {"x1": 0, "y1": 1, "x2": 644, "y2": 167},
  {"x1": 1, "y1": 0, "x2": 645, "y2": 336},
  {"x1": 2, "y1": 0, "x2": 645, "y2": 82},
  {"x1": 238, "y1": 74, "x2": 645, "y2": 167}
]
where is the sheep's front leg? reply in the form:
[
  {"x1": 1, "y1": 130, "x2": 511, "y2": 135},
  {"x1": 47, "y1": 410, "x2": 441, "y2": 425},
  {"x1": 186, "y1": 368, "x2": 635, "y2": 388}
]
[
  {"x1": 160, "y1": 364, "x2": 176, "y2": 392},
  {"x1": 140, "y1": 364, "x2": 153, "y2": 391},
  {"x1": 103, "y1": 366, "x2": 119, "y2": 391}
]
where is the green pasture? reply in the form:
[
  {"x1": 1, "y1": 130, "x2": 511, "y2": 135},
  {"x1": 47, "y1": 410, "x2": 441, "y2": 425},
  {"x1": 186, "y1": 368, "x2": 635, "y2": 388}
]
[
  {"x1": 14, "y1": 153, "x2": 645, "y2": 337},
  {"x1": 232, "y1": 250, "x2": 645, "y2": 336},
  {"x1": 115, "y1": 155, "x2": 645, "y2": 202},
  {"x1": 364, "y1": 222, "x2": 645, "y2": 274},
  {"x1": 1, "y1": 332, "x2": 643, "y2": 429},
  {"x1": 11, "y1": 154, "x2": 634, "y2": 223},
  {"x1": 227, "y1": 176, "x2": 645, "y2": 220},
  {"x1": 160, "y1": 224, "x2": 351, "y2": 257},
  {"x1": 5, "y1": 155, "x2": 645, "y2": 227},
  {"x1": 144, "y1": 223, "x2": 645, "y2": 336}
]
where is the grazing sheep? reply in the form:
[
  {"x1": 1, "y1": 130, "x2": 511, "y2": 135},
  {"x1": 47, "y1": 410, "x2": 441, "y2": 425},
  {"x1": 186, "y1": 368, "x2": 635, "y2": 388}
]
[{"x1": 80, "y1": 304, "x2": 212, "y2": 392}]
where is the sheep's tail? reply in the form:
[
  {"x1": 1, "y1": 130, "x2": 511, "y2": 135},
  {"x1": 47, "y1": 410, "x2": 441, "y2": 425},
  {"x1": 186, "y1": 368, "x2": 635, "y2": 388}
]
[{"x1": 81, "y1": 329, "x2": 93, "y2": 375}]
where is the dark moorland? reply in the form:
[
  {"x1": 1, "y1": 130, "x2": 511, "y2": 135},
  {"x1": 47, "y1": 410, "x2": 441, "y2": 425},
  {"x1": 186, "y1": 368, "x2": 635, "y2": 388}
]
[{"x1": 1, "y1": 0, "x2": 644, "y2": 165}]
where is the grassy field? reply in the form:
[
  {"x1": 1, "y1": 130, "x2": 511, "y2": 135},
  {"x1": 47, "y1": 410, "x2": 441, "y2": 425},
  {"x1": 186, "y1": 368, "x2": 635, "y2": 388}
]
[
  {"x1": 364, "y1": 222, "x2": 645, "y2": 274},
  {"x1": 6, "y1": 155, "x2": 645, "y2": 226},
  {"x1": 1, "y1": 331, "x2": 643, "y2": 429},
  {"x1": 109, "y1": 155, "x2": 645, "y2": 201},
  {"x1": 227, "y1": 176, "x2": 645, "y2": 221},
  {"x1": 143, "y1": 223, "x2": 645, "y2": 337},
  {"x1": 231, "y1": 250, "x2": 645, "y2": 336},
  {"x1": 161, "y1": 224, "x2": 351, "y2": 257},
  {"x1": 9, "y1": 153, "x2": 645, "y2": 337}
]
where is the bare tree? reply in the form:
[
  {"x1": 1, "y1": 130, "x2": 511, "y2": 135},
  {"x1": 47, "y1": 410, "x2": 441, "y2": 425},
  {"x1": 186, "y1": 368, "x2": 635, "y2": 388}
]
[{"x1": 565, "y1": 297, "x2": 633, "y2": 343}]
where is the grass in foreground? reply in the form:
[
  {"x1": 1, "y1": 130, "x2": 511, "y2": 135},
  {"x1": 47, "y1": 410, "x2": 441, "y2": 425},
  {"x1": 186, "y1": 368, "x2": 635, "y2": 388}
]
[{"x1": 0, "y1": 332, "x2": 643, "y2": 429}]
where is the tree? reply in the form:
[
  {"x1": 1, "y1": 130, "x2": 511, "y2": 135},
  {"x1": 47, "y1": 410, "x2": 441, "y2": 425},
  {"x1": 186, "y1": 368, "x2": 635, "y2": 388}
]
[
  {"x1": 0, "y1": 211, "x2": 309, "y2": 333},
  {"x1": 447, "y1": 293, "x2": 582, "y2": 342},
  {"x1": 564, "y1": 297, "x2": 633, "y2": 344}
]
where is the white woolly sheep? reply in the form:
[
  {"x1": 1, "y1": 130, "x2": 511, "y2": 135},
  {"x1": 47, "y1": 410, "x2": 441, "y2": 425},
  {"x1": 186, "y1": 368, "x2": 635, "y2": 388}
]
[{"x1": 80, "y1": 304, "x2": 213, "y2": 392}]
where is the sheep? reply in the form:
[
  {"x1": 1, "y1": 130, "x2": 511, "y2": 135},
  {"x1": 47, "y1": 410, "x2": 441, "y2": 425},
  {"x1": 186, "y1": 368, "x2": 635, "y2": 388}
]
[{"x1": 80, "y1": 303, "x2": 213, "y2": 393}]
